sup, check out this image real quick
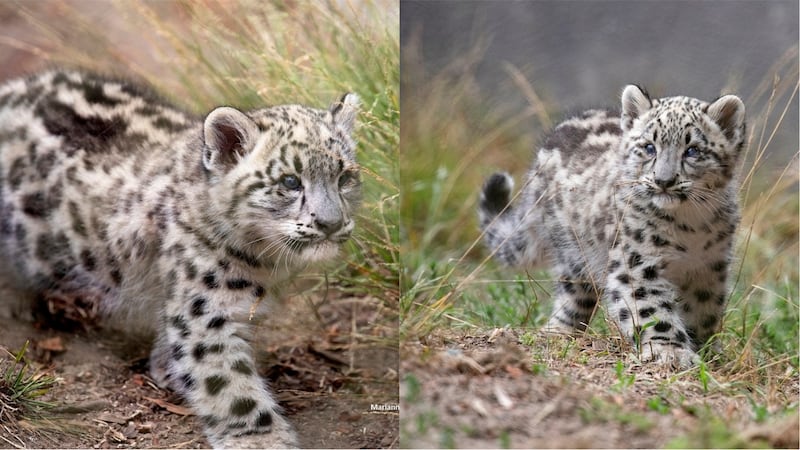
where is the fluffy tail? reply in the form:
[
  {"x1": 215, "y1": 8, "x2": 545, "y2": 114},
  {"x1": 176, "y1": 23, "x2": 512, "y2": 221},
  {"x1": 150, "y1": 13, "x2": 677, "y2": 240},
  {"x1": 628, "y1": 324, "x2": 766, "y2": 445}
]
[{"x1": 478, "y1": 172, "x2": 542, "y2": 267}]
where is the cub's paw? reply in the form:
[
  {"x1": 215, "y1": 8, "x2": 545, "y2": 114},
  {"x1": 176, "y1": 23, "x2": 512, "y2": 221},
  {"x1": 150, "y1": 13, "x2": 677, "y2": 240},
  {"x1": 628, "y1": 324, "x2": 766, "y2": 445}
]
[
  {"x1": 210, "y1": 413, "x2": 298, "y2": 449},
  {"x1": 638, "y1": 343, "x2": 700, "y2": 369}
]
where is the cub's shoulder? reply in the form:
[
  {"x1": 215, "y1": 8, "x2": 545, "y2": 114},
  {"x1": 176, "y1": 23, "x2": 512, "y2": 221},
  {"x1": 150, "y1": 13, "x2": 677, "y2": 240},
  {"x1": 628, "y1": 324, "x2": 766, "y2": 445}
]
[{"x1": 541, "y1": 108, "x2": 622, "y2": 158}]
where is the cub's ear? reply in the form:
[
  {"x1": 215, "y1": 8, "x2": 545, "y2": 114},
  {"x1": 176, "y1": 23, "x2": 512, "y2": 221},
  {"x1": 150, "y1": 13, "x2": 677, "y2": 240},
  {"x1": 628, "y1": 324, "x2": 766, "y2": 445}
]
[
  {"x1": 705, "y1": 95, "x2": 745, "y2": 141},
  {"x1": 621, "y1": 84, "x2": 652, "y2": 132},
  {"x1": 202, "y1": 107, "x2": 258, "y2": 171},
  {"x1": 330, "y1": 93, "x2": 360, "y2": 134}
]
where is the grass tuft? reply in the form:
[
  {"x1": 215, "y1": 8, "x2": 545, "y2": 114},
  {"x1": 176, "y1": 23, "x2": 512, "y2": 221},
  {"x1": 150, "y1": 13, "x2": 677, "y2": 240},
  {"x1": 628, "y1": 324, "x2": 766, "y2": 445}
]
[{"x1": 0, "y1": 343, "x2": 58, "y2": 443}]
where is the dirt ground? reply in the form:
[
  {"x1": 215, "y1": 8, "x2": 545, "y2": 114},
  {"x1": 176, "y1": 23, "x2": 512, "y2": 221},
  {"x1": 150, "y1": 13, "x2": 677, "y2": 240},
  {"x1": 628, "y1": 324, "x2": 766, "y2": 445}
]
[
  {"x1": 0, "y1": 286, "x2": 398, "y2": 449},
  {"x1": 400, "y1": 328, "x2": 798, "y2": 449}
]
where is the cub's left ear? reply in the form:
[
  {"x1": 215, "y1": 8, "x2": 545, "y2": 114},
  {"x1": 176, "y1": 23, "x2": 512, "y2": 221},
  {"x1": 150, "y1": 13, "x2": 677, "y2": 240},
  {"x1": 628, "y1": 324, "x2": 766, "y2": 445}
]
[
  {"x1": 330, "y1": 93, "x2": 360, "y2": 134},
  {"x1": 705, "y1": 95, "x2": 745, "y2": 141}
]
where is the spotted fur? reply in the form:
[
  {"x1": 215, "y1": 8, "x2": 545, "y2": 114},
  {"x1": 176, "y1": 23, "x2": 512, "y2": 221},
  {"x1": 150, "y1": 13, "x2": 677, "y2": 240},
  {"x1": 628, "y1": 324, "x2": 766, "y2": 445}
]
[
  {"x1": 0, "y1": 69, "x2": 361, "y2": 448},
  {"x1": 479, "y1": 85, "x2": 745, "y2": 368}
]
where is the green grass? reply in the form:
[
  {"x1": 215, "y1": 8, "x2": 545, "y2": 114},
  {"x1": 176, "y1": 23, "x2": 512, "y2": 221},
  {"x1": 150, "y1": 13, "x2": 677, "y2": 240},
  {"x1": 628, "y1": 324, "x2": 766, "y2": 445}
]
[
  {"x1": 0, "y1": 343, "x2": 57, "y2": 433},
  {"x1": 612, "y1": 360, "x2": 636, "y2": 391},
  {"x1": 646, "y1": 396, "x2": 670, "y2": 415},
  {"x1": 0, "y1": 343, "x2": 55, "y2": 415}
]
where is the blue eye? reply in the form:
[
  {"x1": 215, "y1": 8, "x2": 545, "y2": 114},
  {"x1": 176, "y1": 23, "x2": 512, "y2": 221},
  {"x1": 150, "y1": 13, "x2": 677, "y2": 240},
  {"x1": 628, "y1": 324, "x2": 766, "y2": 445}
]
[
  {"x1": 684, "y1": 146, "x2": 699, "y2": 158},
  {"x1": 644, "y1": 144, "x2": 656, "y2": 156},
  {"x1": 280, "y1": 174, "x2": 301, "y2": 190}
]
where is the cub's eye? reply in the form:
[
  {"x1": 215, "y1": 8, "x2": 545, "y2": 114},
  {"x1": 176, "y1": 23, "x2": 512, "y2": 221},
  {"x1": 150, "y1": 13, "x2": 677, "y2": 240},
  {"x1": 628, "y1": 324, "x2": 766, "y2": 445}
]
[
  {"x1": 280, "y1": 174, "x2": 302, "y2": 190},
  {"x1": 644, "y1": 144, "x2": 656, "y2": 156},
  {"x1": 338, "y1": 171, "x2": 357, "y2": 188},
  {"x1": 684, "y1": 146, "x2": 700, "y2": 158}
]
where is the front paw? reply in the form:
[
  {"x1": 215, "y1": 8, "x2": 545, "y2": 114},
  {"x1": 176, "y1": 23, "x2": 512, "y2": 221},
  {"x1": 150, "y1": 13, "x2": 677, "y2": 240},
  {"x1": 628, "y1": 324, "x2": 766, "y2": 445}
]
[
  {"x1": 638, "y1": 343, "x2": 700, "y2": 369},
  {"x1": 210, "y1": 414, "x2": 298, "y2": 449}
]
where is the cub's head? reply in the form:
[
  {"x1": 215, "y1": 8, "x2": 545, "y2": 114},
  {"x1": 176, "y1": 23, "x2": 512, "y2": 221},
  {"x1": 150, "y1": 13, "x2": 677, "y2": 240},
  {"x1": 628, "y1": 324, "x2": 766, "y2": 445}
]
[
  {"x1": 201, "y1": 93, "x2": 361, "y2": 267},
  {"x1": 619, "y1": 85, "x2": 745, "y2": 211}
]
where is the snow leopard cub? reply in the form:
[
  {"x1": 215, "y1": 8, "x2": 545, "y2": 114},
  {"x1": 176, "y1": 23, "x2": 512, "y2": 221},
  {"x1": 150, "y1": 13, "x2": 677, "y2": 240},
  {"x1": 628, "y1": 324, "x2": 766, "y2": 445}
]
[
  {"x1": 479, "y1": 85, "x2": 745, "y2": 368},
  {"x1": 0, "y1": 69, "x2": 361, "y2": 448}
]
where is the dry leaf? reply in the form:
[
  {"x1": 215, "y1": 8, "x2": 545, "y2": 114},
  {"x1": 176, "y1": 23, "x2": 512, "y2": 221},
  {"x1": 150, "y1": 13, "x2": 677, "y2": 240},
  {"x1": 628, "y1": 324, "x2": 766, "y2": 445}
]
[
  {"x1": 37, "y1": 337, "x2": 65, "y2": 352},
  {"x1": 96, "y1": 413, "x2": 128, "y2": 425},
  {"x1": 504, "y1": 364, "x2": 523, "y2": 378}
]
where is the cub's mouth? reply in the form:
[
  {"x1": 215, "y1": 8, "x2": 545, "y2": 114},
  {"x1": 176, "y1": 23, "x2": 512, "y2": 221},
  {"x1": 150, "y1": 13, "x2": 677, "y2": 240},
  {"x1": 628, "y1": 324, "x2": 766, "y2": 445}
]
[
  {"x1": 652, "y1": 191, "x2": 678, "y2": 201},
  {"x1": 287, "y1": 234, "x2": 346, "y2": 250},
  {"x1": 649, "y1": 191, "x2": 683, "y2": 209},
  {"x1": 286, "y1": 238, "x2": 314, "y2": 251},
  {"x1": 292, "y1": 239, "x2": 342, "y2": 263}
]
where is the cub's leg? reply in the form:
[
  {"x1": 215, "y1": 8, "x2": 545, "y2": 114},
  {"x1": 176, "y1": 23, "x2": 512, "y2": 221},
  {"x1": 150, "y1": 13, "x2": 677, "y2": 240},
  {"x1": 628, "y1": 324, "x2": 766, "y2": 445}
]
[
  {"x1": 152, "y1": 256, "x2": 297, "y2": 449},
  {"x1": 605, "y1": 247, "x2": 699, "y2": 368},
  {"x1": 676, "y1": 264, "x2": 729, "y2": 350},
  {"x1": 545, "y1": 265, "x2": 599, "y2": 333}
]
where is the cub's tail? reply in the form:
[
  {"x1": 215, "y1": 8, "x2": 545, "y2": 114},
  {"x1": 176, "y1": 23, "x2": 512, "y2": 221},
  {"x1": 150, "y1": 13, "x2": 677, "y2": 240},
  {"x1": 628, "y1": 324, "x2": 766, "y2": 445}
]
[{"x1": 478, "y1": 172, "x2": 542, "y2": 267}]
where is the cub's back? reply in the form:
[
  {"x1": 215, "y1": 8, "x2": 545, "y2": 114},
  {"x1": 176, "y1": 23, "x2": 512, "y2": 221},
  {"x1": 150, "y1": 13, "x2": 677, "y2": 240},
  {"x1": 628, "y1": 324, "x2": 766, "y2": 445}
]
[{"x1": 0, "y1": 70, "x2": 195, "y2": 159}]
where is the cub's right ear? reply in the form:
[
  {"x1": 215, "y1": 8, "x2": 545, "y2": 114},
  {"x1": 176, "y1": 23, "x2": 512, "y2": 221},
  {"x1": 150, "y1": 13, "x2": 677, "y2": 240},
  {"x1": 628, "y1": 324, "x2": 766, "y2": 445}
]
[
  {"x1": 330, "y1": 93, "x2": 360, "y2": 135},
  {"x1": 621, "y1": 85, "x2": 652, "y2": 132},
  {"x1": 705, "y1": 95, "x2": 745, "y2": 142},
  {"x1": 202, "y1": 107, "x2": 259, "y2": 172}
]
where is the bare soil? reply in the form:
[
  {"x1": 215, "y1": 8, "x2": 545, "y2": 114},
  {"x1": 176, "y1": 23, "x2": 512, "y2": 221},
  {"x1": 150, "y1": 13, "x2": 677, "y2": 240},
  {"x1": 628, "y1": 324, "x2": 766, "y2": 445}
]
[
  {"x1": 0, "y1": 288, "x2": 398, "y2": 449},
  {"x1": 400, "y1": 328, "x2": 798, "y2": 449}
]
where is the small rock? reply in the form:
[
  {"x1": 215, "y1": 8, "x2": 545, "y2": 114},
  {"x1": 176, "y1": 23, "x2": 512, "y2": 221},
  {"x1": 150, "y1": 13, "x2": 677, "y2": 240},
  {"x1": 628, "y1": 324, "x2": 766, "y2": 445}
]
[{"x1": 122, "y1": 422, "x2": 138, "y2": 439}]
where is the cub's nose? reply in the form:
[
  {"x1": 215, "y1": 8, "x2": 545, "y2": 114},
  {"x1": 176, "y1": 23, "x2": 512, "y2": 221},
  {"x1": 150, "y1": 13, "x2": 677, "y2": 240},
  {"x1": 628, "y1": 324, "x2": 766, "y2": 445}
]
[
  {"x1": 654, "y1": 174, "x2": 678, "y2": 190},
  {"x1": 315, "y1": 215, "x2": 344, "y2": 235}
]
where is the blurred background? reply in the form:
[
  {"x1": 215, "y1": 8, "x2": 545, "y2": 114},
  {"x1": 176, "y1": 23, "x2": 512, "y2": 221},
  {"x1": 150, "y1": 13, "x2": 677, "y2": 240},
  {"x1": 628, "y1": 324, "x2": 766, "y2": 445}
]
[{"x1": 402, "y1": 0, "x2": 797, "y2": 152}]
